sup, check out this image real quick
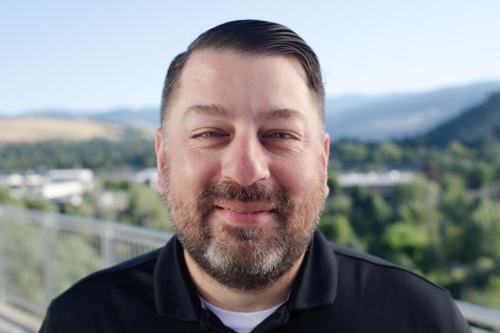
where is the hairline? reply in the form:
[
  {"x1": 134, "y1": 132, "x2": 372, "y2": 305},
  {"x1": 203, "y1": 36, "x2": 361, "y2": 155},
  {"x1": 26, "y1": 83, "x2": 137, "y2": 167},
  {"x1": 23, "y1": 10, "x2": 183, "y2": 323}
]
[{"x1": 160, "y1": 47, "x2": 325, "y2": 134}]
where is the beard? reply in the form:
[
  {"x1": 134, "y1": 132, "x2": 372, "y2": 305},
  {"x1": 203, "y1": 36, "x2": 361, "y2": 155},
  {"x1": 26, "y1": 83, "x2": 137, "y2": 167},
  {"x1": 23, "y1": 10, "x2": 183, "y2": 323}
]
[{"x1": 161, "y1": 159, "x2": 326, "y2": 292}]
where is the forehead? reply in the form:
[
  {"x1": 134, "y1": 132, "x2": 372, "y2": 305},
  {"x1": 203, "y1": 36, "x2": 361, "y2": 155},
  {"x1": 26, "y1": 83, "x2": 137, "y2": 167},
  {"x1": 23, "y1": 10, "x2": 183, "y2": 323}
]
[
  {"x1": 183, "y1": 49, "x2": 308, "y2": 83},
  {"x1": 169, "y1": 50, "x2": 318, "y2": 122}
]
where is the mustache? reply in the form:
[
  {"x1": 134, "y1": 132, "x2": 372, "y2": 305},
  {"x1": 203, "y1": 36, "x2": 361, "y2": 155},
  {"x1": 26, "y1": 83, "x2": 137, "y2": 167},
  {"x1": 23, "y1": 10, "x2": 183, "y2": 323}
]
[{"x1": 197, "y1": 181, "x2": 291, "y2": 216}]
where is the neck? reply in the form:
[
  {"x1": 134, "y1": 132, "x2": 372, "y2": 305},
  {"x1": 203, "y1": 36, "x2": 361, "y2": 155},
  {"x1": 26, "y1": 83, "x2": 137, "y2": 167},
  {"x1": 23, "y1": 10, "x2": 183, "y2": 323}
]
[{"x1": 184, "y1": 249, "x2": 304, "y2": 312}]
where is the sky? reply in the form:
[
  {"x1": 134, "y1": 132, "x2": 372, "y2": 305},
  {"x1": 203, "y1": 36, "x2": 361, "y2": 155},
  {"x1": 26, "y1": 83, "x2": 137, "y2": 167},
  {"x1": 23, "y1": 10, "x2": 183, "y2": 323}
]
[{"x1": 1, "y1": 0, "x2": 500, "y2": 114}]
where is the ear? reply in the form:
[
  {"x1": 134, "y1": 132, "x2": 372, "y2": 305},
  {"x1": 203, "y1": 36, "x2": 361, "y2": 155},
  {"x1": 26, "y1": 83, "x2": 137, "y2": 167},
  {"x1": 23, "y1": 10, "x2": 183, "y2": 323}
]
[
  {"x1": 155, "y1": 129, "x2": 166, "y2": 193},
  {"x1": 322, "y1": 133, "x2": 330, "y2": 198}
]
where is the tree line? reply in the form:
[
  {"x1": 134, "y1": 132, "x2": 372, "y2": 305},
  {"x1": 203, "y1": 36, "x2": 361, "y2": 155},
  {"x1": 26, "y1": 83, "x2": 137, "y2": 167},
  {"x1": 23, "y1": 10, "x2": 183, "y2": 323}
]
[
  {"x1": 0, "y1": 135, "x2": 156, "y2": 171},
  {"x1": 324, "y1": 139, "x2": 500, "y2": 310}
]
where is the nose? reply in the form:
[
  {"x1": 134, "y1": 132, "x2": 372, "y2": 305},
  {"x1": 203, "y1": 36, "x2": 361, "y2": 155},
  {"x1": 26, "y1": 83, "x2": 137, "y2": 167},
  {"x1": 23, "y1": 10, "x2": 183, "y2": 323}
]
[{"x1": 220, "y1": 135, "x2": 270, "y2": 186}]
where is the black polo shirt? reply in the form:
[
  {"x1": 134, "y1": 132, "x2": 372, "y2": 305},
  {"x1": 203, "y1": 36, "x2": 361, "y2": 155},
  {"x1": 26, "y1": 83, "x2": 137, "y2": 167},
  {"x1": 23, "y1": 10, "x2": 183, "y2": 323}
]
[{"x1": 39, "y1": 230, "x2": 471, "y2": 332}]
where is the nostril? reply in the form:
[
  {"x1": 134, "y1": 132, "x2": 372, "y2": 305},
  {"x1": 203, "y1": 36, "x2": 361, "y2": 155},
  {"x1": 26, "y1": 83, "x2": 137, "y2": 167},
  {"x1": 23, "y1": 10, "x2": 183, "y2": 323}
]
[{"x1": 220, "y1": 137, "x2": 271, "y2": 186}]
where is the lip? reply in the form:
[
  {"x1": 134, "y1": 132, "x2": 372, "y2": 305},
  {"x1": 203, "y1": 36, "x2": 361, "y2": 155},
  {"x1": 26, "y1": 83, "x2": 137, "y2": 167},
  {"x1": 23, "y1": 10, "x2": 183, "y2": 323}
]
[
  {"x1": 215, "y1": 201, "x2": 273, "y2": 213},
  {"x1": 214, "y1": 201, "x2": 275, "y2": 225}
]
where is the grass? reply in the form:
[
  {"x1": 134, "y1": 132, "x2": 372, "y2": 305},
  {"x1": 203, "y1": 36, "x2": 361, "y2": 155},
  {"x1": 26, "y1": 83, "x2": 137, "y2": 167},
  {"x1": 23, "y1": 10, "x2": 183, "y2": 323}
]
[{"x1": 0, "y1": 117, "x2": 124, "y2": 142}]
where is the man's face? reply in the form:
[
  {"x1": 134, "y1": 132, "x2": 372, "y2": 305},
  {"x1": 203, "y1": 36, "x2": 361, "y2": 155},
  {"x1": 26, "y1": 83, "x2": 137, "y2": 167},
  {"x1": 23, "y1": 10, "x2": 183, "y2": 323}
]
[{"x1": 156, "y1": 50, "x2": 330, "y2": 291}]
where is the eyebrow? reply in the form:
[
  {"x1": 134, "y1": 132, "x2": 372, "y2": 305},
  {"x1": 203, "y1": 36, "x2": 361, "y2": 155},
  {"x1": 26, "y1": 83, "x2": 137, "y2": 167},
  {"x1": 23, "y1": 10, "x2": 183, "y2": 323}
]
[
  {"x1": 184, "y1": 104, "x2": 230, "y2": 120},
  {"x1": 263, "y1": 108, "x2": 305, "y2": 122},
  {"x1": 184, "y1": 104, "x2": 305, "y2": 122}
]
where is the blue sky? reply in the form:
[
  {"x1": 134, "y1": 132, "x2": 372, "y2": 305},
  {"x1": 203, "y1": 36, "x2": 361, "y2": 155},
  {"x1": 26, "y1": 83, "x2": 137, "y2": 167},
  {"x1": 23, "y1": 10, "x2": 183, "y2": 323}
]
[{"x1": 1, "y1": 0, "x2": 500, "y2": 114}]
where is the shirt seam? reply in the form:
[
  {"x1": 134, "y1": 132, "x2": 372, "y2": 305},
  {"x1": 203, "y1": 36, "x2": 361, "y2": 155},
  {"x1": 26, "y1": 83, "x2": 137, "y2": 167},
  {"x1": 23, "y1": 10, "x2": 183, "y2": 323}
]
[{"x1": 332, "y1": 247, "x2": 449, "y2": 292}]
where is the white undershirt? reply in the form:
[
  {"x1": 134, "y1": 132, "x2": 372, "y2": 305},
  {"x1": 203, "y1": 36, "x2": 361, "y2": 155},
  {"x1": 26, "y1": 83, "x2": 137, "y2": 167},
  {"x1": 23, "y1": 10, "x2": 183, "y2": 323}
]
[{"x1": 200, "y1": 297, "x2": 284, "y2": 333}]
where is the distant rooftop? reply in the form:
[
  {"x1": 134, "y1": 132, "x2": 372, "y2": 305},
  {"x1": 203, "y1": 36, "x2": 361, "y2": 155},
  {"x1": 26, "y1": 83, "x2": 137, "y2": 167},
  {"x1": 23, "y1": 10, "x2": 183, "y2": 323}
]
[{"x1": 338, "y1": 170, "x2": 417, "y2": 188}]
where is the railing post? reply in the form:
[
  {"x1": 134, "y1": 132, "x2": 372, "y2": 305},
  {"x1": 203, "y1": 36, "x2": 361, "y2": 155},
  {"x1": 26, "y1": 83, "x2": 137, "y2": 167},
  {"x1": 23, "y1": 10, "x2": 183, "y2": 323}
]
[
  {"x1": 0, "y1": 207, "x2": 6, "y2": 302},
  {"x1": 101, "y1": 223, "x2": 114, "y2": 267},
  {"x1": 42, "y1": 215, "x2": 54, "y2": 308}
]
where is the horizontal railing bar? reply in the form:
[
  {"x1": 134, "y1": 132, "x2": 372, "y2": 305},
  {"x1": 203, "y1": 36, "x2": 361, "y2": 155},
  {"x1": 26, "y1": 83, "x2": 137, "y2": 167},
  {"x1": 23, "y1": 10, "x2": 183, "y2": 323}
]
[
  {"x1": 4, "y1": 291, "x2": 45, "y2": 317},
  {"x1": 455, "y1": 300, "x2": 500, "y2": 330}
]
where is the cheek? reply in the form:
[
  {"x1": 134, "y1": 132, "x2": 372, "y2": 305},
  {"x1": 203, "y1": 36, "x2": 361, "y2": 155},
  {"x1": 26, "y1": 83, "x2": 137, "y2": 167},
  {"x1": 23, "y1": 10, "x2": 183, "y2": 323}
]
[
  {"x1": 273, "y1": 154, "x2": 326, "y2": 205},
  {"x1": 169, "y1": 150, "x2": 220, "y2": 187},
  {"x1": 273, "y1": 157, "x2": 315, "y2": 186}
]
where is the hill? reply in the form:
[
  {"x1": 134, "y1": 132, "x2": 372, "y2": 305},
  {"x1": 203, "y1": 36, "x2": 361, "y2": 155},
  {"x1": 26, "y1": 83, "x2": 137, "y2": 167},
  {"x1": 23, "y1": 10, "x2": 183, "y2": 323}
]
[
  {"x1": 423, "y1": 91, "x2": 500, "y2": 146},
  {"x1": 0, "y1": 117, "x2": 125, "y2": 143},
  {"x1": 325, "y1": 81, "x2": 500, "y2": 141},
  {"x1": 28, "y1": 108, "x2": 160, "y2": 129}
]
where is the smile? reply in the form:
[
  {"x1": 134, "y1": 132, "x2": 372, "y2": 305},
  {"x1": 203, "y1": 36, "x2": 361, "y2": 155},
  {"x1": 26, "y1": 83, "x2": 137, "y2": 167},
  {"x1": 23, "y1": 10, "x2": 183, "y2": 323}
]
[
  {"x1": 220, "y1": 207, "x2": 270, "y2": 214},
  {"x1": 215, "y1": 202, "x2": 274, "y2": 215}
]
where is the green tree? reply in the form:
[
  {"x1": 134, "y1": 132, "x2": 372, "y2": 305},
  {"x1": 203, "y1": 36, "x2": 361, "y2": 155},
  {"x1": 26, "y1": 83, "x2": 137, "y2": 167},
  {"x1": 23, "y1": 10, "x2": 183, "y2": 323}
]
[
  {"x1": 391, "y1": 177, "x2": 443, "y2": 271},
  {"x1": 323, "y1": 191, "x2": 352, "y2": 217},
  {"x1": 319, "y1": 214, "x2": 365, "y2": 250},
  {"x1": 441, "y1": 174, "x2": 472, "y2": 224},
  {"x1": 372, "y1": 141, "x2": 403, "y2": 165},
  {"x1": 62, "y1": 200, "x2": 94, "y2": 218},
  {"x1": 381, "y1": 222, "x2": 427, "y2": 271},
  {"x1": 447, "y1": 140, "x2": 473, "y2": 159},
  {"x1": 334, "y1": 141, "x2": 368, "y2": 164},
  {"x1": 392, "y1": 177, "x2": 440, "y2": 226},
  {"x1": 463, "y1": 275, "x2": 500, "y2": 311},
  {"x1": 349, "y1": 186, "x2": 392, "y2": 253},
  {"x1": 122, "y1": 184, "x2": 171, "y2": 230},
  {"x1": 22, "y1": 197, "x2": 58, "y2": 212},
  {"x1": 0, "y1": 188, "x2": 22, "y2": 207},
  {"x1": 440, "y1": 174, "x2": 473, "y2": 262},
  {"x1": 471, "y1": 193, "x2": 500, "y2": 258}
]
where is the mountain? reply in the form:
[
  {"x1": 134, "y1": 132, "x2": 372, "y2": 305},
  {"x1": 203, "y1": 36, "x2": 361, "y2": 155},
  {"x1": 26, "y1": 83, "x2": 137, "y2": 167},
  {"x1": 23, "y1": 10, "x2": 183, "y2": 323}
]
[
  {"x1": 0, "y1": 108, "x2": 159, "y2": 142},
  {"x1": 325, "y1": 81, "x2": 500, "y2": 141},
  {"x1": 422, "y1": 91, "x2": 500, "y2": 146},
  {"x1": 86, "y1": 108, "x2": 160, "y2": 127},
  {"x1": 2, "y1": 81, "x2": 500, "y2": 143}
]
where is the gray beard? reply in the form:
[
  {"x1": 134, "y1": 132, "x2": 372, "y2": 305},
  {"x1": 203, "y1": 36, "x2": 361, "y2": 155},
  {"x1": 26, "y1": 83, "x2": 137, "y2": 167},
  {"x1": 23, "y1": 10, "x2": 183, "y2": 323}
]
[
  {"x1": 161, "y1": 161, "x2": 325, "y2": 292},
  {"x1": 189, "y1": 216, "x2": 312, "y2": 292}
]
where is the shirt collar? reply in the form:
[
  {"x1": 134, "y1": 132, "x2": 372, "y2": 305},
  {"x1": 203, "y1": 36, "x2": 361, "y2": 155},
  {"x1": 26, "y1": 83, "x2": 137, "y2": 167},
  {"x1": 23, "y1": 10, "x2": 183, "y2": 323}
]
[
  {"x1": 154, "y1": 236, "x2": 202, "y2": 321},
  {"x1": 287, "y1": 230, "x2": 338, "y2": 311},
  {"x1": 153, "y1": 229, "x2": 338, "y2": 321}
]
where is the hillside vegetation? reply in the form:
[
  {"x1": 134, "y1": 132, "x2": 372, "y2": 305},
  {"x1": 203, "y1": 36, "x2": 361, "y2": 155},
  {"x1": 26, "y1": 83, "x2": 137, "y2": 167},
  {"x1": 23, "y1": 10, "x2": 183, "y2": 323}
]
[
  {"x1": 424, "y1": 91, "x2": 500, "y2": 146},
  {"x1": 0, "y1": 136, "x2": 156, "y2": 171},
  {"x1": 326, "y1": 81, "x2": 500, "y2": 141}
]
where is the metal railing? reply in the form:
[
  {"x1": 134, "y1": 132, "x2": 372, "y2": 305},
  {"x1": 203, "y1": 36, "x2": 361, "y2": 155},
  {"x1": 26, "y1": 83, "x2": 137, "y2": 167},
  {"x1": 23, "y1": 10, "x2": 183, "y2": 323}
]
[
  {"x1": 0, "y1": 205, "x2": 499, "y2": 331},
  {"x1": 456, "y1": 301, "x2": 500, "y2": 332},
  {"x1": 0, "y1": 205, "x2": 172, "y2": 315}
]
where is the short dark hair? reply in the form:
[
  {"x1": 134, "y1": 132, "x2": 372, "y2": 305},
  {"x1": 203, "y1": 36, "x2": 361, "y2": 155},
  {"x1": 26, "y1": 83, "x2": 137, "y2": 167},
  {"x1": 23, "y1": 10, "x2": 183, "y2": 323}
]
[{"x1": 160, "y1": 19, "x2": 324, "y2": 128}]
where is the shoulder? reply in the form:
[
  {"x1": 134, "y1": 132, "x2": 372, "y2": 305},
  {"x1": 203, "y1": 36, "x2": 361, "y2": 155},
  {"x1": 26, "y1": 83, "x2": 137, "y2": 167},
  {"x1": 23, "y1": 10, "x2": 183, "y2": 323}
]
[
  {"x1": 333, "y1": 242, "x2": 437, "y2": 279},
  {"x1": 328, "y1": 243, "x2": 470, "y2": 331},
  {"x1": 331, "y1": 242, "x2": 449, "y2": 298},
  {"x1": 42, "y1": 248, "x2": 162, "y2": 330},
  {"x1": 56, "y1": 247, "x2": 161, "y2": 299}
]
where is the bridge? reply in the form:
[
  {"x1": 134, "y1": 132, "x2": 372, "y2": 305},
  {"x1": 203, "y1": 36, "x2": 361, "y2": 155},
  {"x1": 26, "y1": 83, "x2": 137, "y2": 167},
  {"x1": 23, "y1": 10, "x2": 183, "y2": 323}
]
[{"x1": 0, "y1": 205, "x2": 499, "y2": 332}]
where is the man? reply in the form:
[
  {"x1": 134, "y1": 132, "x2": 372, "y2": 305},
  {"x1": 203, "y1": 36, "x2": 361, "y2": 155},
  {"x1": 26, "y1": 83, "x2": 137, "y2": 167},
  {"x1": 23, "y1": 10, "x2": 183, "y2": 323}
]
[{"x1": 40, "y1": 20, "x2": 471, "y2": 332}]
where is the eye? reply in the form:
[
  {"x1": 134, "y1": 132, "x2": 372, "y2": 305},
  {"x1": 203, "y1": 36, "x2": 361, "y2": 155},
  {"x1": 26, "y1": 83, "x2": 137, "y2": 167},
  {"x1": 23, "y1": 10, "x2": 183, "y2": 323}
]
[
  {"x1": 268, "y1": 132, "x2": 295, "y2": 140},
  {"x1": 273, "y1": 133, "x2": 290, "y2": 139},
  {"x1": 192, "y1": 131, "x2": 229, "y2": 139}
]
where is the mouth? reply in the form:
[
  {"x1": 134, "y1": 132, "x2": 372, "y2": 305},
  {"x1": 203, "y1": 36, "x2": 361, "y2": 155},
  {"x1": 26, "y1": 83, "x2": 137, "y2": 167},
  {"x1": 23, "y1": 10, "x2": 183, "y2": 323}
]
[
  {"x1": 213, "y1": 202, "x2": 275, "y2": 226},
  {"x1": 216, "y1": 206, "x2": 273, "y2": 214},
  {"x1": 215, "y1": 201, "x2": 274, "y2": 214}
]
